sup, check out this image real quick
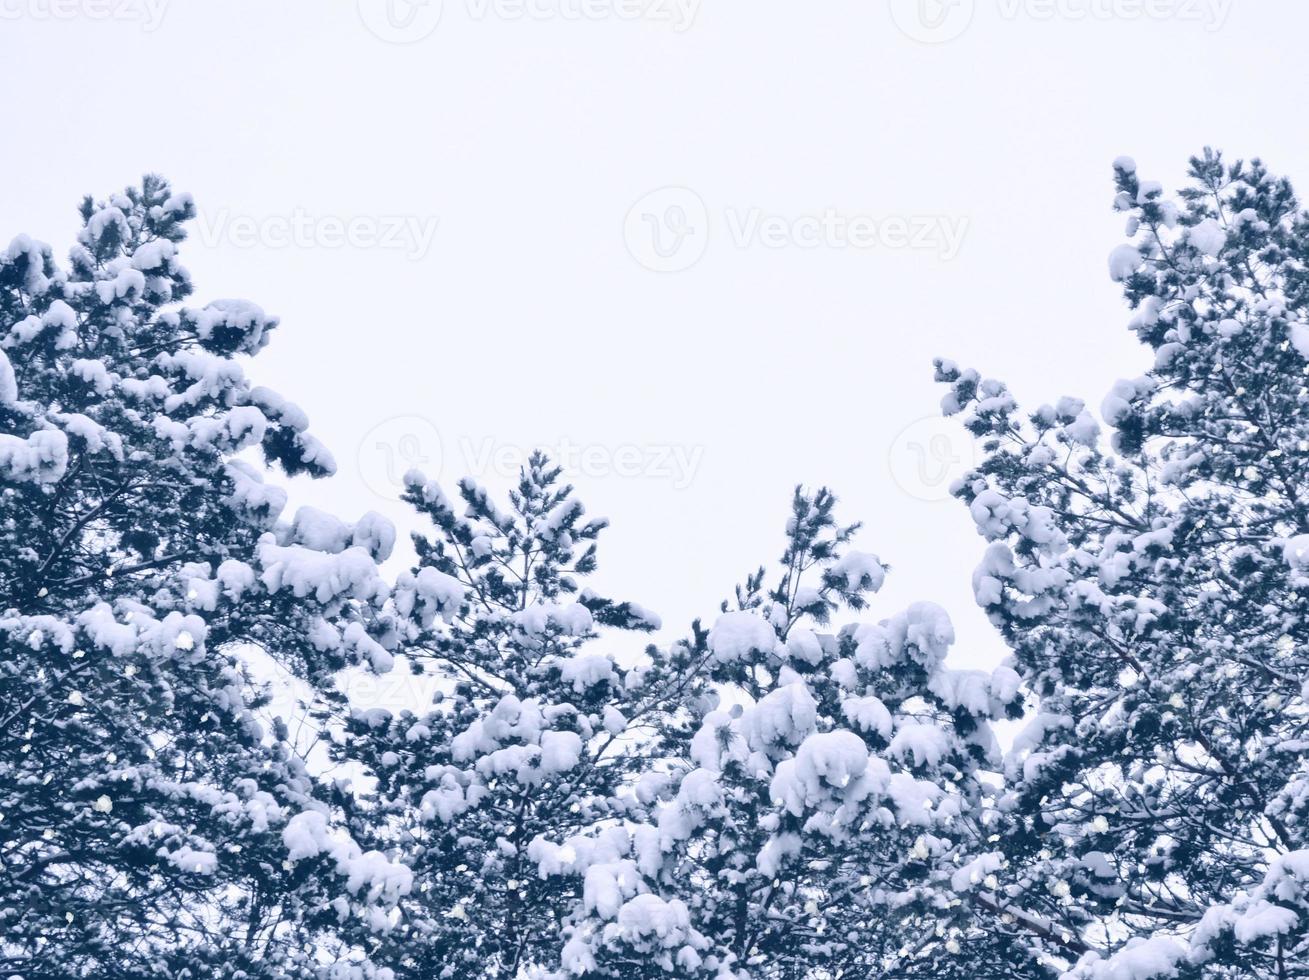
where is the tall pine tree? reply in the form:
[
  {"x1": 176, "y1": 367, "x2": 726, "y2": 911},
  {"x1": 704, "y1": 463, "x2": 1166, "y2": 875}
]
[
  {"x1": 936, "y1": 150, "x2": 1309, "y2": 978},
  {"x1": 335, "y1": 453, "x2": 705, "y2": 978},
  {"x1": 0, "y1": 178, "x2": 407, "y2": 978}
]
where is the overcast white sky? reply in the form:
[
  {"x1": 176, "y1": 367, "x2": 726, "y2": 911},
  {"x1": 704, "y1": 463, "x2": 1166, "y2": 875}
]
[{"x1": 5, "y1": 0, "x2": 1309, "y2": 680}]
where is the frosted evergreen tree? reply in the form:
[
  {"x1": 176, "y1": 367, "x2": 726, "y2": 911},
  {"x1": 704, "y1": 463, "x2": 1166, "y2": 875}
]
[
  {"x1": 530, "y1": 488, "x2": 1035, "y2": 979},
  {"x1": 0, "y1": 178, "x2": 408, "y2": 978},
  {"x1": 935, "y1": 150, "x2": 1309, "y2": 977},
  {"x1": 334, "y1": 453, "x2": 710, "y2": 978}
]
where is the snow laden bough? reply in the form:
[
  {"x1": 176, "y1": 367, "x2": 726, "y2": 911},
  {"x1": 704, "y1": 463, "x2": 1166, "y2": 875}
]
[{"x1": 525, "y1": 488, "x2": 1032, "y2": 979}]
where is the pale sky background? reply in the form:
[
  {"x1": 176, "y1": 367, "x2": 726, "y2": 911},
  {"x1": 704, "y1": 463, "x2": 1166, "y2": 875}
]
[{"x1": 4, "y1": 0, "x2": 1308, "y2": 691}]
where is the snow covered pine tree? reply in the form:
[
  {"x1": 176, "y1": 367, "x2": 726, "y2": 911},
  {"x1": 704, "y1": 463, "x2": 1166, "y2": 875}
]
[
  {"x1": 333, "y1": 453, "x2": 711, "y2": 978},
  {"x1": 936, "y1": 150, "x2": 1309, "y2": 977},
  {"x1": 0, "y1": 179, "x2": 409, "y2": 978},
  {"x1": 527, "y1": 488, "x2": 1034, "y2": 978}
]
